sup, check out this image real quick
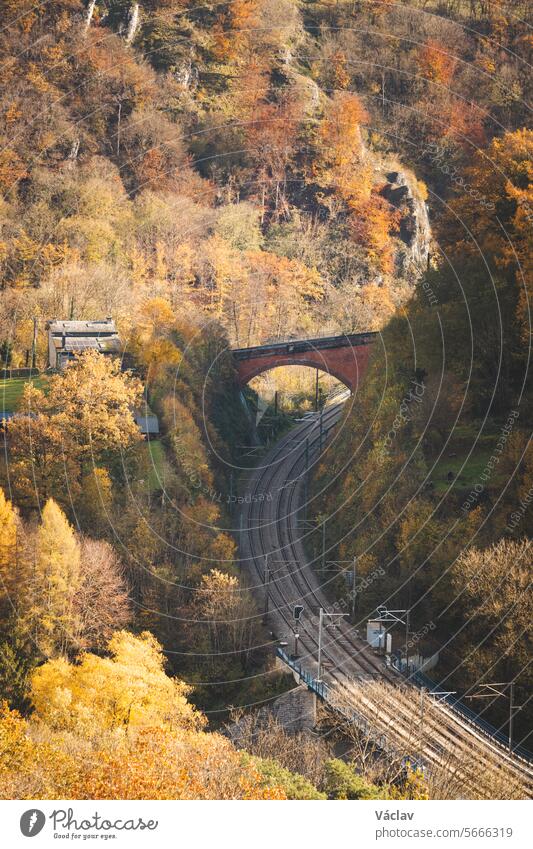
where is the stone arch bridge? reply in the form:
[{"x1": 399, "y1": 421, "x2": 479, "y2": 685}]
[{"x1": 232, "y1": 332, "x2": 377, "y2": 391}]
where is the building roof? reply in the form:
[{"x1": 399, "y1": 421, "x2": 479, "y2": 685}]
[
  {"x1": 48, "y1": 318, "x2": 117, "y2": 335},
  {"x1": 53, "y1": 336, "x2": 122, "y2": 354},
  {"x1": 48, "y1": 318, "x2": 121, "y2": 357},
  {"x1": 134, "y1": 414, "x2": 160, "y2": 435},
  {"x1": 51, "y1": 337, "x2": 122, "y2": 354}
]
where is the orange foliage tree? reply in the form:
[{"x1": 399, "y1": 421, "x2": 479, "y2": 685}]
[
  {"x1": 417, "y1": 39, "x2": 457, "y2": 85},
  {"x1": 313, "y1": 92, "x2": 400, "y2": 273}
]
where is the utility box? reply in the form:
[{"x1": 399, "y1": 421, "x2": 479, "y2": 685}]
[
  {"x1": 366, "y1": 619, "x2": 386, "y2": 653},
  {"x1": 386, "y1": 630, "x2": 406, "y2": 655}
]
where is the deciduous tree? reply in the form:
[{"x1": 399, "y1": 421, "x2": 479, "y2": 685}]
[
  {"x1": 75, "y1": 538, "x2": 131, "y2": 650},
  {"x1": 30, "y1": 630, "x2": 204, "y2": 735},
  {"x1": 0, "y1": 489, "x2": 19, "y2": 616},
  {"x1": 27, "y1": 499, "x2": 82, "y2": 657}
]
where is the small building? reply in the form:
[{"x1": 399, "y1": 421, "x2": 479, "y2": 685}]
[
  {"x1": 47, "y1": 318, "x2": 121, "y2": 369},
  {"x1": 134, "y1": 412, "x2": 160, "y2": 438}
]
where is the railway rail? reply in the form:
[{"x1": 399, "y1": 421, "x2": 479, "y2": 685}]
[{"x1": 238, "y1": 402, "x2": 533, "y2": 799}]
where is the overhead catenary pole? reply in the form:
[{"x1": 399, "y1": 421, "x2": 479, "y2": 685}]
[
  {"x1": 351, "y1": 556, "x2": 358, "y2": 619},
  {"x1": 325, "y1": 559, "x2": 358, "y2": 620},
  {"x1": 420, "y1": 687, "x2": 456, "y2": 744},
  {"x1": 509, "y1": 681, "x2": 515, "y2": 753},
  {"x1": 321, "y1": 516, "x2": 326, "y2": 572},
  {"x1": 31, "y1": 317, "x2": 38, "y2": 370},
  {"x1": 317, "y1": 607, "x2": 324, "y2": 682},
  {"x1": 374, "y1": 606, "x2": 410, "y2": 670},
  {"x1": 303, "y1": 436, "x2": 309, "y2": 521},
  {"x1": 317, "y1": 607, "x2": 347, "y2": 683},
  {"x1": 263, "y1": 553, "x2": 269, "y2": 620},
  {"x1": 405, "y1": 608, "x2": 410, "y2": 673},
  {"x1": 466, "y1": 680, "x2": 526, "y2": 753}
]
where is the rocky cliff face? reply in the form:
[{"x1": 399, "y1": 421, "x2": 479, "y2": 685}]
[{"x1": 380, "y1": 169, "x2": 431, "y2": 275}]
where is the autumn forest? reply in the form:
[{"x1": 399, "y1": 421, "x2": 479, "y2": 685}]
[{"x1": 0, "y1": 0, "x2": 531, "y2": 803}]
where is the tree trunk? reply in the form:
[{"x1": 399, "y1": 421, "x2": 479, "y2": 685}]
[{"x1": 116, "y1": 101, "x2": 122, "y2": 156}]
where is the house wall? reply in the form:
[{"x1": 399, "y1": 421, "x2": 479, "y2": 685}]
[{"x1": 48, "y1": 334, "x2": 57, "y2": 368}]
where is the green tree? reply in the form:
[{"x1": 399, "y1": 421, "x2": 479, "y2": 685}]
[{"x1": 324, "y1": 759, "x2": 385, "y2": 799}]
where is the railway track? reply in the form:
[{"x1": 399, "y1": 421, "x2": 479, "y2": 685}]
[{"x1": 238, "y1": 403, "x2": 533, "y2": 799}]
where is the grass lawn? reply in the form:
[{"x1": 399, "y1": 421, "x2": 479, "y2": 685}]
[
  {"x1": 0, "y1": 376, "x2": 47, "y2": 413},
  {"x1": 427, "y1": 422, "x2": 511, "y2": 495},
  {"x1": 145, "y1": 439, "x2": 168, "y2": 491},
  {"x1": 430, "y1": 450, "x2": 502, "y2": 495}
]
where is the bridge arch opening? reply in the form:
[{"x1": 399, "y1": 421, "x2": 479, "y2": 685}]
[
  {"x1": 245, "y1": 360, "x2": 351, "y2": 393},
  {"x1": 248, "y1": 364, "x2": 348, "y2": 419}
]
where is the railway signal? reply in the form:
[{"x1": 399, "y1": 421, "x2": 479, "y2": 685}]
[{"x1": 293, "y1": 605, "x2": 304, "y2": 622}]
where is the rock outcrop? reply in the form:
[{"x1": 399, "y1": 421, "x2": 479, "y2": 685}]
[{"x1": 380, "y1": 169, "x2": 431, "y2": 273}]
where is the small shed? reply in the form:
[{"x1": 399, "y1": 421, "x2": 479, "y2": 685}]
[{"x1": 134, "y1": 413, "x2": 160, "y2": 438}]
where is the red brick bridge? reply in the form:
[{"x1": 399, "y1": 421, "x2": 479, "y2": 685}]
[{"x1": 232, "y1": 332, "x2": 378, "y2": 391}]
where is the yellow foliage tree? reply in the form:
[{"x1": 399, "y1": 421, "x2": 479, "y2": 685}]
[
  {"x1": 73, "y1": 727, "x2": 285, "y2": 800},
  {"x1": 9, "y1": 385, "x2": 81, "y2": 510},
  {"x1": 26, "y1": 499, "x2": 82, "y2": 657},
  {"x1": 313, "y1": 92, "x2": 370, "y2": 205},
  {"x1": 30, "y1": 631, "x2": 204, "y2": 736},
  {"x1": 45, "y1": 349, "x2": 143, "y2": 462},
  {"x1": 129, "y1": 298, "x2": 183, "y2": 382},
  {"x1": 194, "y1": 569, "x2": 257, "y2": 659},
  {"x1": 76, "y1": 467, "x2": 113, "y2": 535},
  {"x1": 0, "y1": 701, "x2": 77, "y2": 800},
  {"x1": 0, "y1": 700, "x2": 284, "y2": 800},
  {"x1": 0, "y1": 489, "x2": 19, "y2": 614}
]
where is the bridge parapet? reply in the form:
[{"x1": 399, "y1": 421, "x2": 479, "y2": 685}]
[{"x1": 232, "y1": 332, "x2": 377, "y2": 390}]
